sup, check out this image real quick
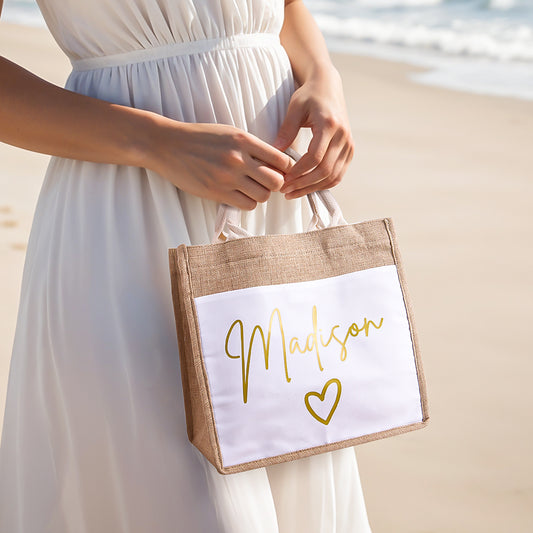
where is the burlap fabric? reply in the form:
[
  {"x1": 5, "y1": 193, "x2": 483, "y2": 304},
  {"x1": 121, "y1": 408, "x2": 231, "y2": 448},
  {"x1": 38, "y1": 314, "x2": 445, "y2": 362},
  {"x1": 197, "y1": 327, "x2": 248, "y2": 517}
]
[{"x1": 168, "y1": 216, "x2": 429, "y2": 474}]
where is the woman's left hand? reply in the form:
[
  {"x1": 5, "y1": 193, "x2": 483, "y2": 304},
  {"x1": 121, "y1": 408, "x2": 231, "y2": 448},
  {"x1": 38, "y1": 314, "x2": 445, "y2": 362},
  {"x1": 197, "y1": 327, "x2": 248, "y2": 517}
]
[{"x1": 272, "y1": 66, "x2": 355, "y2": 199}]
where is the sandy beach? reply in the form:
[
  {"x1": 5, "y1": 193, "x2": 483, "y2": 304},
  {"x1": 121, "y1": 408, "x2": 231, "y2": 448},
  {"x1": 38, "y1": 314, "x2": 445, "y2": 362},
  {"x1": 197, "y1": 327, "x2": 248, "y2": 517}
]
[{"x1": 1, "y1": 20, "x2": 532, "y2": 533}]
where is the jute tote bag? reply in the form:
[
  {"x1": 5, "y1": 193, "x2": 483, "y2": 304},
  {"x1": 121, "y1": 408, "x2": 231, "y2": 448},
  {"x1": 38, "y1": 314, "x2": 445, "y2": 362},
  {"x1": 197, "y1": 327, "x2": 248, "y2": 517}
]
[{"x1": 168, "y1": 148, "x2": 429, "y2": 475}]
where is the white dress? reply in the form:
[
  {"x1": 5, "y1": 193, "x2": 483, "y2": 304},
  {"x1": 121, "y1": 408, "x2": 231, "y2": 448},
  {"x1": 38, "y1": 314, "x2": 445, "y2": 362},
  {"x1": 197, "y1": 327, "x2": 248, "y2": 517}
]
[{"x1": 0, "y1": 1, "x2": 372, "y2": 531}]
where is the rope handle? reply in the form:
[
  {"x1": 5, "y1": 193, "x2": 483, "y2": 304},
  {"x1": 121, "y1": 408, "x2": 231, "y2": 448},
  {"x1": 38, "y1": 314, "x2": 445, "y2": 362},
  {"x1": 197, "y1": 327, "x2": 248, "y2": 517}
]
[{"x1": 212, "y1": 146, "x2": 348, "y2": 243}]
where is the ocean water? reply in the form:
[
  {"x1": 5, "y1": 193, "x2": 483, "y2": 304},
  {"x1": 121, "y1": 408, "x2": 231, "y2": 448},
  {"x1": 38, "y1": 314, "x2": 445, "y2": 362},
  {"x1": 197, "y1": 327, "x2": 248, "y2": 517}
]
[
  {"x1": 2, "y1": 0, "x2": 43, "y2": 27},
  {"x1": 306, "y1": 0, "x2": 533, "y2": 100},
  {"x1": 2, "y1": 0, "x2": 533, "y2": 100}
]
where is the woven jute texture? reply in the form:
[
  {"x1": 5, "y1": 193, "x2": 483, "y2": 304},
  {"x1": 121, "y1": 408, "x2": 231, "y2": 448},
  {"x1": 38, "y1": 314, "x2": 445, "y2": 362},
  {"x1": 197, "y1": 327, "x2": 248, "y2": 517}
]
[{"x1": 168, "y1": 217, "x2": 430, "y2": 474}]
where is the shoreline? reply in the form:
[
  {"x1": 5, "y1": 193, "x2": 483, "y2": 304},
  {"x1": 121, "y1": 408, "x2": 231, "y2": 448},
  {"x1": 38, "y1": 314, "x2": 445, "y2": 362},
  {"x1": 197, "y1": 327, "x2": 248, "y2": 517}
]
[
  {"x1": 325, "y1": 38, "x2": 533, "y2": 102},
  {"x1": 1, "y1": 20, "x2": 533, "y2": 533}
]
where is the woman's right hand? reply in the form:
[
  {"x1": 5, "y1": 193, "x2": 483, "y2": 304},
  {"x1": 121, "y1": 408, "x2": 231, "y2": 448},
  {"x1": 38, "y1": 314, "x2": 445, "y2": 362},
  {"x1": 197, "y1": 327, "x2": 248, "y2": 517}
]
[{"x1": 144, "y1": 119, "x2": 295, "y2": 210}]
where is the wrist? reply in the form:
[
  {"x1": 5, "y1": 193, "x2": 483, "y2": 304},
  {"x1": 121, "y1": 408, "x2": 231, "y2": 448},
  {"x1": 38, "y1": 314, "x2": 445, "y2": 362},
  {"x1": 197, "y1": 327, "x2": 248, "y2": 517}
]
[
  {"x1": 126, "y1": 109, "x2": 188, "y2": 172},
  {"x1": 299, "y1": 63, "x2": 342, "y2": 88}
]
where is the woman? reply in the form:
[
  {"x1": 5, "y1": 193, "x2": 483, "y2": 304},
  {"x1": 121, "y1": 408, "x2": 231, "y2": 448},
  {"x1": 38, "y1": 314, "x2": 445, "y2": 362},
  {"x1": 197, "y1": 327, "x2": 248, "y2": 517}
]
[{"x1": 0, "y1": 0, "x2": 371, "y2": 531}]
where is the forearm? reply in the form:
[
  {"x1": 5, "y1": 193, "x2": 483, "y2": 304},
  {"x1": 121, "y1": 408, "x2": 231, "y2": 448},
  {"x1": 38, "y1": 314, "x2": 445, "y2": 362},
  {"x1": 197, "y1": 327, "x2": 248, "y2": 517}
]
[
  {"x1": 279, "y1": 0, "x2": 340, "y2": 85},
  {"x1": 0, "y1": 56, "x2": 170, "y2": 168}
]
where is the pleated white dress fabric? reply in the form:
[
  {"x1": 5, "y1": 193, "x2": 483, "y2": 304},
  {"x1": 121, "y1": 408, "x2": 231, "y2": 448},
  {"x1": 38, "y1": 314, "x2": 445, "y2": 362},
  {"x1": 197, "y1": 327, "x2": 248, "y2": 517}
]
[{"x1": 0, "y1": 1, "x2": 373, "y2": 531}]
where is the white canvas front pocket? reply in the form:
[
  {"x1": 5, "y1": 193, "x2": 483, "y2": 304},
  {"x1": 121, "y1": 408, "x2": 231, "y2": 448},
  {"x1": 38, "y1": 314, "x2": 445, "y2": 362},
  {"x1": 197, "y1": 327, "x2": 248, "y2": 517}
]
[{"x1": 193, "y1": 264, "x2": 423, "y2": 468}]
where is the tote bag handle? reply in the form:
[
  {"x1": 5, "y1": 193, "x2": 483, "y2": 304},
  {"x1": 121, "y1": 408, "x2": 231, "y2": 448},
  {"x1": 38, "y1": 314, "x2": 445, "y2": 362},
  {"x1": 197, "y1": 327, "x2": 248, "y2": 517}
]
[{"x1": 213, "y1": 147, "x2": 348, "y2": 243}]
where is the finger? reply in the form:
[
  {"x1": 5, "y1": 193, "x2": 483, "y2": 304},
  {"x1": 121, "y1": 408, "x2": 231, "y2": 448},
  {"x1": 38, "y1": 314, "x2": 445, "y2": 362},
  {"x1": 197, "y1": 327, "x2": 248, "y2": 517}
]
[
  {"x1": 246, "y1": 137, "x2": 295, "y2": 175},
  {"x1": 284, "y1": 123, "x2": 336, "y2": 180},
  {"x1": 272, "y1": 98, "x2": 305, "y2": 151},
  {"x1": 284, "y1": 144, "x2": 350, "y2": 200},
  {"x1": 281, "y1": 133, "x2": 346, "y2": 194},
  {"x1": 235, "y1": 174, "x2": 272, "y2": 204},
  {"x1": 281, "y1": 143, "x2": 344, "y2": 194},
  {"x1": 225, "y1": 190, "x2": 258, "y2": 211},
  {"x1": 284, "y1": 178, "x2": 337, "y2": 200},
  {"x1": 243, "y1": 153, "x2": 285, "y2": 191}
]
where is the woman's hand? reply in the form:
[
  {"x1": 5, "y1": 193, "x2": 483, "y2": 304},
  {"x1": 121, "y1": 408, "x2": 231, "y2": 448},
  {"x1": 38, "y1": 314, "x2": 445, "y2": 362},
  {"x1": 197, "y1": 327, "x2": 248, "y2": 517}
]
[
  {"x1": 145, "y1": 119, "x2": 295, "y2": 210},
  {"x1": 272, "y1": 67, "x2": 355, "y2": 199},
  {"x1": 0, "y1": 57, "x2": 292, "y2": 211}
]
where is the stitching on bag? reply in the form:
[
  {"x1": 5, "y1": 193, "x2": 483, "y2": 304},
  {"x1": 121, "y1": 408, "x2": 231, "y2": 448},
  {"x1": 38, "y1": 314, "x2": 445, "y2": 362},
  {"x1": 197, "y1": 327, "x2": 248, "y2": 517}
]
[
  {"x1": 222, "y1": 418, "x2": 429, "y2": 473},
  {"x1": 190, "y1": 240, "x2": 390, "y2": 268},
  {"x1": 185, "y1": 251, "x2": 226, "y2": 468},
  {"x1": 192, "y1": 311, "x2": 228, "y2": 467},
  {"x1": 189, "y1": 222, "x2": 389, "y2": 252},
  {"x1": 383, "y1": 218, "x2": 429, "y2": 422}
]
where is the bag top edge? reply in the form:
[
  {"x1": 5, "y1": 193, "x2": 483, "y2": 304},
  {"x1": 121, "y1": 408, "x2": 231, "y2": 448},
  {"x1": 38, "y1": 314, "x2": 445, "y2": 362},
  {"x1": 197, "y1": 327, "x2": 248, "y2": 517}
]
[{"x1": 167, "y1": 216, "x2": 394, "y2": 252}]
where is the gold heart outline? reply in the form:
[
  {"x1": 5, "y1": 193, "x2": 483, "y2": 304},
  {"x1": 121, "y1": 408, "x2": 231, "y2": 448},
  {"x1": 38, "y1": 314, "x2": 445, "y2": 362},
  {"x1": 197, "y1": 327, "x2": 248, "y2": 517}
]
[{"x1": 304, "y1": 378, "x2": 342, "y2": 425}]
